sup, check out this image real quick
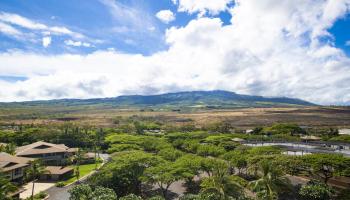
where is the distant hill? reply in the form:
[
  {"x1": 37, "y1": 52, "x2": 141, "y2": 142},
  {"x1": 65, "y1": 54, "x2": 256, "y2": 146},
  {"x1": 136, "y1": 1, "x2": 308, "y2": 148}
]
[{"x1": 0, "y1": 90, "x2": 315, "y2": 109}]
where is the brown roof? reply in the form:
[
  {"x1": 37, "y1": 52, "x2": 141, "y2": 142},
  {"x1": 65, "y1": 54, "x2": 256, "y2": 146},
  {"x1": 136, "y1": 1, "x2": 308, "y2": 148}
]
[
  {"x1": 44, "y1": 166, "x2": 74, "y2": 175},
  {"x1": 0, "y1": 152, "x2": 32, "y2": 172},
  {"x1": 16, "y1": 141, "x2": 74, "y2": 156}
]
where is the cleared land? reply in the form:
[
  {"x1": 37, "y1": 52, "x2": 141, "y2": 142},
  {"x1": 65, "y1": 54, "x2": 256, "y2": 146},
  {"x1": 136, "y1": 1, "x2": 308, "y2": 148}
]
[{"x1": 0, "y1": 106, "x2": 349, "y2": 129}]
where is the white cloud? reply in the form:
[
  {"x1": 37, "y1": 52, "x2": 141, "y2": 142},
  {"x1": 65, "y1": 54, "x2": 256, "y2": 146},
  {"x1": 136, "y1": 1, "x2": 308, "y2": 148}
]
[
  {"x1": 100, "y1": 0, "x2": 157, "y2": 33},
  {"x1": 42, "y1": 36, "x2": 51, "y2": 47},
  {"x1": 176, "y1": 0, "x2": 233, "y2": 16},
  {"x1": 346, "y1": 40, "x2": 350, "y2": 46},
  {"x1": 0, "y1": 12, "x2": 84, "y2": 38},
  {"x1": 156, "y1": 10, "x2": 175, "y2": 24},
  {"x1": 0, "y1": 21, "x2": 22, "y2": 37},
  {"x1": 1, "y1": 0, "x2": 350, "y2": 105},
  {"x1": 64, "y1": 40, "x2": 91, "y2": 47}
]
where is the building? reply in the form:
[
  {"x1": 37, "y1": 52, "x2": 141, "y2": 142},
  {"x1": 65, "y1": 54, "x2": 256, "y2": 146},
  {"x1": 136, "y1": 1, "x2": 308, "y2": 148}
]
[
  {"x1": 15, "y1": 141, "x2": 77, "y2": 165},
  {"x1": 339, "y1": 129, "x2": 350, "y2": 135},
  {"x1": 40, "y1": 166, "x2": 74, "y2": 181},
  {"x1": 0, "y1": 152, "x2": 33, "y2": 183}
]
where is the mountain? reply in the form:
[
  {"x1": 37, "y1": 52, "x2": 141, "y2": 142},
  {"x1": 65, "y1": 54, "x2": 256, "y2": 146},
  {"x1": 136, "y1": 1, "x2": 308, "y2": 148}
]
[{"x1": 0, "y1": 90, "x2": 315, "y2": 109}]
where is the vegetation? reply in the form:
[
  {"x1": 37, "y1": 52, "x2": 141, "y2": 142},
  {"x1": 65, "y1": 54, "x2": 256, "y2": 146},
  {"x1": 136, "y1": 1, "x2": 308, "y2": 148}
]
[
  {"x1": 25, "y1": 160, "x2": 48, "y2": 200},
  {"x1": 1, "y1": 106, "x2": 350, "y2": 200},
  {"x1": 0, "y1": 171, "x2": 17, "y2": 200}
]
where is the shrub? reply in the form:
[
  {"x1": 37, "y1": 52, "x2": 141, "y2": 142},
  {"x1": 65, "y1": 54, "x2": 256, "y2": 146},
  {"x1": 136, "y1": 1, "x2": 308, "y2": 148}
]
[{"x1": 55, "y1": 181, "x2": 65, "y2": 187}]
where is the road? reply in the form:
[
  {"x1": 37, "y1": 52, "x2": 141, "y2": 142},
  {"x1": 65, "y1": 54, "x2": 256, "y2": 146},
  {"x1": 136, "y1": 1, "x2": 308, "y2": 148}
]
[{"x1": 46, "y1": 153, "x2": 110, "y2": 200}]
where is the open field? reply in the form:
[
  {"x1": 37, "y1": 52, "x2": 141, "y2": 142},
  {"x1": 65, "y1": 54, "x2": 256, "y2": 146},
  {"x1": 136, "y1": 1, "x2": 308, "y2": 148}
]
[{"x1": 0, "y1": 106, "x2": 349, "y2": 129}]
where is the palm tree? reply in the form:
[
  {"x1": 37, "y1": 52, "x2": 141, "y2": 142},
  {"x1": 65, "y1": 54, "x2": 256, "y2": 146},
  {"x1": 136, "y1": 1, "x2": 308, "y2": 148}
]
[
  {"x1": 0, "y1": 171, "x2": 17, "y2": 200},
  {"x1": 26, "y1": 159, "x2": 48, "y2": 200},
  {"x1": 201, "y1": 160, "x2": 244, "y2": 199},
  {"x1": 249, "y1": 161, "x2": 291, "y2": 200},
  {"x1": 75, "y1": 148, "x2": 84, "y2": 182}
]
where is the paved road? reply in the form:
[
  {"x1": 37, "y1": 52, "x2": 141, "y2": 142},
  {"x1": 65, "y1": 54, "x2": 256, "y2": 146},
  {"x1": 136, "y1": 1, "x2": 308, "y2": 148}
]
[{"x1": 46, "y1": 153, "x2": 110, "y2": 200}]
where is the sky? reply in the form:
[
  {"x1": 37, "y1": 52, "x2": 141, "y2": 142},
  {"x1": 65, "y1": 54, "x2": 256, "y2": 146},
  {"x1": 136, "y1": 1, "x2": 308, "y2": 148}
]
[{"x1": 0, "y1": 0, "x2": 350, "y2": 105}]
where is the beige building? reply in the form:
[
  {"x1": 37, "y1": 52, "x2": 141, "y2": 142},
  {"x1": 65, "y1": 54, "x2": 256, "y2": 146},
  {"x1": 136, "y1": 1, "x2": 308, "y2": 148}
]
[
  {"x1": 40, "y1": 166, "x2": 74, "y2": 181},
  {"x1": 15, "y1": 141, "x2": 77, "y2": 165},
  {"x1": 0, "y1": 152, "x2": 33, "y2": 183}
]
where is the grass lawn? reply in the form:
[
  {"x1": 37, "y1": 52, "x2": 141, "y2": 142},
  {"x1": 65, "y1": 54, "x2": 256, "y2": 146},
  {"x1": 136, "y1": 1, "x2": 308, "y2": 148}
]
[{"x1": 61, "y1": 163, "x2": 101, "y2": 185}]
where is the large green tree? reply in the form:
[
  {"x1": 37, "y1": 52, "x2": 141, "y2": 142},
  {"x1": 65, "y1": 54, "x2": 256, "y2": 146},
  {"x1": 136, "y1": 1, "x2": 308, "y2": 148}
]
[{"x1": 302, "y1": 154, "x2": 350, "y2": 184}]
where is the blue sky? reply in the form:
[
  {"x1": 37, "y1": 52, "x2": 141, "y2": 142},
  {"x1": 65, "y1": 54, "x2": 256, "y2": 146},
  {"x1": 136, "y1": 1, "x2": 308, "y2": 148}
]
[
  {"x1": 0, "y1": 0, "x2": 199, "y2": 55},
  {"x1": 0, "y1": 0, "x2": 350, "y2": 105}
]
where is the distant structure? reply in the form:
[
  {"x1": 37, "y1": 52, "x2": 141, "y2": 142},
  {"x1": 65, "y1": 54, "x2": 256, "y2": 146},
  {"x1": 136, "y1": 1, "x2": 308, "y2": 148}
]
[{"x1": 339, "y1": 129, "x2": 350, "y2": 135}]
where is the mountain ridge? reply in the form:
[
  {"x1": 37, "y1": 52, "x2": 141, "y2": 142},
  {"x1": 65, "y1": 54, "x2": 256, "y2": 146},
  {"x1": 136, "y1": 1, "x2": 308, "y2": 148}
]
[{"x1": 0, "y1": 90, "x2": 315, "y2": 108}]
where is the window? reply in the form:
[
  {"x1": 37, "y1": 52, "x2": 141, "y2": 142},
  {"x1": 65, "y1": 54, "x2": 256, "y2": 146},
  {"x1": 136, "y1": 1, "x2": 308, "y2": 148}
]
[{"x1": 14, "y1": 168, "x2": 22, "y2": 176}]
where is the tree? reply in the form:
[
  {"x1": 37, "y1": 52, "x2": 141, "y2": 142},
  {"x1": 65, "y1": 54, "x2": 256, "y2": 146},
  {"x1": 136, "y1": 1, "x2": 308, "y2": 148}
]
[
  {"x1": 196, "y1": 144, "x2": 226, "y2": 157},
  {"x1": 69, "y1": 184, "x2": 92, "y2": 200},
  {"x1": 302, "y1": 154, "x2": 349, "y2": 184},
  {"x1": 0, "y1": 143, "x2": 16, "y2": 155},
  {"x1": 158, "y1": 147, "x2": 184, "y2": 161},
  {"x1": 200, "y1": 160, "x2": 245, "y2": 200},
  {"x1": 142, "y1": 160, "x2": 188, "y2": 198},
  {"x1": 0, "y1": 171, "x2": 17, "y2": 200},
  {"x1": 299, "y1": 180, "x2": 334, "y2": 200},
  {"x1": 75, "y1": 148, "x2": 84, "y2": 182},
  {"x1": 26, "y1": 160, "x2": 48, "y2": 200},
  {"x1": 88, "y1": 151, "x2": 160, "y2": 196},
  {"x1": 249, "y1": 160, "x2": 291, "y2": 200},
  {"x1": 69, "y1": 184, "x2": 117, "y2": 200},
  {"x1": 119, "y1": 194, "x2": 142, "y2": 200}
]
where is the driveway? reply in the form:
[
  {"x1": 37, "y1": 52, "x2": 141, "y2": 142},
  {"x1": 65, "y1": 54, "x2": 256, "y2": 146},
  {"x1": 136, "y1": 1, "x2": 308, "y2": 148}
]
[
  {"x1": 45, "y1": 153, "x2": 110, "y2": 200},
  {"x1": 20, "y1": 182, "x2": 55, "y2": 199}
]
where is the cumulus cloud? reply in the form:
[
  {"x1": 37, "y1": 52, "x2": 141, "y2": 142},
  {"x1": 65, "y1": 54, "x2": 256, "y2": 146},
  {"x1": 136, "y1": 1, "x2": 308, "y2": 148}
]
[
  {"x1": 64, "y1": 40, "x2": 91, "y2": 47},
  {"x1": 1, "y1": 0, "x2": 350, "y2": 105},
  {"x1": 156, "y1": 10, "x2": 175, "y2": 24},
  {"x1": 42, "y1": 36, "x2": 51, "y2": 47},
  {"x1": 176, "y1": 0, "x2": 233, "y2": 16}
]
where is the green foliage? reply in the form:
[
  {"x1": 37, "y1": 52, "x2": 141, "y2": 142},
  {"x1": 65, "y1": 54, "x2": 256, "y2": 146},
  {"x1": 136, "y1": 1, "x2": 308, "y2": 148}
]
[
  {"x1": 196, "y1": 144, "x2": 226, "y2": 157},
  {"x1": 0, "y1": 171, "x2": 17, "y2": 200},
  {"x1": 302, "y1": 153, "x2": 350, "y2": 184},
  {"x1": 69, "y1": 184, "x2": 93, "y2": 200},
  {"x1": 264, "y1": 123, "x2": 304, "y2": 135},
  {"x1": 119, "y1": 194, "x2": 142, "y2": 200},
  {"x1": 88, "y1": 151, "x2": 160, "y2": 196},
  {"x1": 248, "y1": 146, "x2": 282, "y2": 155},
  {"x1": 108, "y1": 144, "x2": 141, "y2": 153},
  {"x1": 147, "y1": 196, "x2": 165, "y2": 200},
  {"x1": 24, "y1": 191, "x2": 48, "y2": 200},
  {"x1": 142, "y1": 159, "x2": 190, "y2": 197},
  {"x1": 329, "y1": 135, "x2": 350, "y2": 143},
  {"x1": 203, "y1": 135, "x2": 233, "y2": 145},
  {"x1": 249, "y1": 160, "x2": 291, "y2": 200},
  {"x1": 299, "y1": 180, "x2": 334, "y2": 200},
  {"x1": 336, "y1": 189, "x2": 350, "y2": 200},
  {"x1": 204, "y1": 122, "x2": 233, "y2": 133},
  {"x1": 68, "y1": 184, "x2": 117, "y2": 200},
  {"x1": 157, "y1": 147, "x2": 184, "y2": 161},
  {"x1": 55, "y1": 181, "x2": 65, "y2": 187}
]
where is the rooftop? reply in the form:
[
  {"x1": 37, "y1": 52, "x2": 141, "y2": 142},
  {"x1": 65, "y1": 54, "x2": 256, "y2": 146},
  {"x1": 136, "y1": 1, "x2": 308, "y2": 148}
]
[
  {"x1": 0, "y1": 152, "x2": 33, "y2": 172},
  {"x1": 16, "y1": 141, "x2": 75, "y2": 156},
  {"x1": 44, "y1": 166, "x2": 74, "y2": 175}
]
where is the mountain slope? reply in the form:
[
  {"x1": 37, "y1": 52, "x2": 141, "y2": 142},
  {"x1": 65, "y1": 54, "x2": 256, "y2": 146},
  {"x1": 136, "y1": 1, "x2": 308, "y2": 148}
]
[{"x1": 0, "y1": 90, "x2": 315, "y2": 108}]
